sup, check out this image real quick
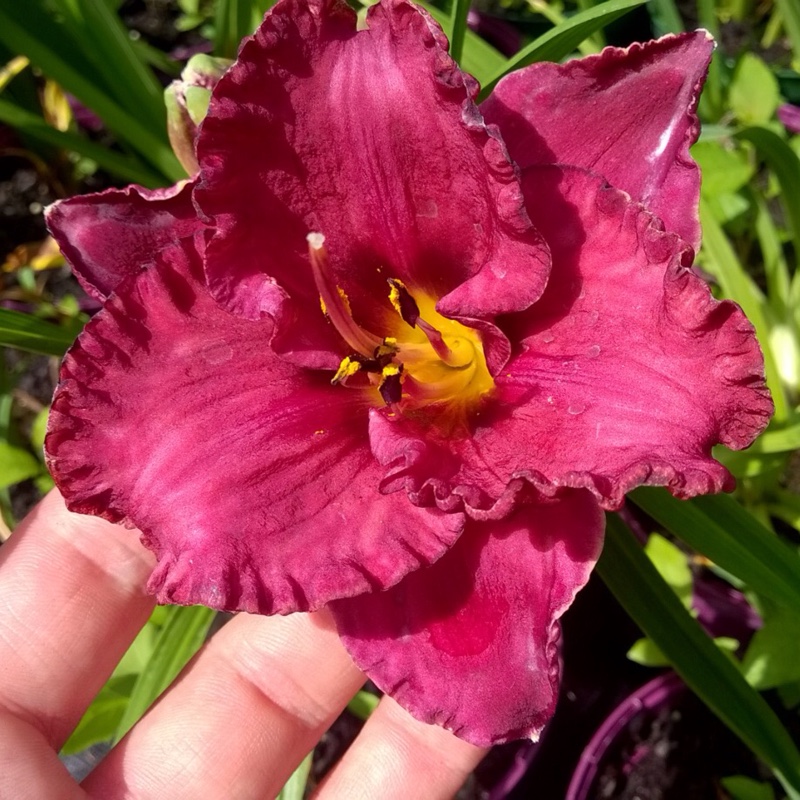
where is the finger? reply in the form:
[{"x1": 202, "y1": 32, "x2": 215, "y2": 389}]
[
  {"x1": 0, "y1": 490, "x2": 155, "y2": 748},
  {"x1": 83, "y1": 608, "x2": 365, "y2": 799},
  {"x1": 314, "y1": 696, "x2": 486, "y2": 800}
]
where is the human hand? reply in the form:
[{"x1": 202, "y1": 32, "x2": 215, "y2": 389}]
[{"x1": 0, "y1": 490, "x2": 485, "y2": 799}]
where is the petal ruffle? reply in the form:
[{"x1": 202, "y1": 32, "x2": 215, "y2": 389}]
[
  {"x1": 195, "y1": 0, "x2": 548, "y2": 365},
  {"x1": 331, "y1": 491, "x2": 604, "y2": 746},
  {"x1": 45, "y1": 239, "x2": 464, "y2": 615},
  {"x1": 482, "y1": 31, "x2": 713, "y2": 249},
  {"x1": 369, "y1": 167, "x2": 772, "y2": 513},
  {"x1": 45, "y1": 180, "x2": 200, "y2": 301}
]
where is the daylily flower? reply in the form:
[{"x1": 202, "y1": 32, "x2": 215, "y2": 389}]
[
  {"x1": 778, "y1": 103, "x2": 800, "y2": 135},
  {"x1": 44, "y1": 0, "x2": 772, "y2": 746}
]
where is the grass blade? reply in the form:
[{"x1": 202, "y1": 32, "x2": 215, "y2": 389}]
[
  {"x1": 698, "y1": 197, "x2": 789, "y2": 423},
  {"x1": 447, "y1": 0, "x2": 472, "y2": 65},
  {"x1": 629, "y1": 488, "x2": 800, "y2": 615},
  {"x1": 599, "y1": 513, "x2": 800, "y2": 794},
  {"x1": 649, "y1": 0, "x2": 684, "y2": 35},
  {"x1": 753, "y1": 190, "x2": 791, "y2": 320},
  {"x1": 422, "y1": 3, "x2": 506, "y2": 87},
  {"x1": 0, "y1": 308, "x2": 80, "y2": 356},
  {"x1": 61, "y1": 0, "x2": 165, "y2": 129},
  {"x1": 114, "y1": 605, "x2": 216, "y2": 741},
  {"x1": 0, "y1": 97, "x2": 165, "y2": 186},
  {"x1": 276, "y1": 753, "x2": 313, "y2": 800},
  {"x1": 215, "y1": 0, "x2": 257, "y2": 58},
  {"x1": 0, "y1": 6, "x2": 183, "y2": 181},
  {"x1": 774, "y1": 0, "x2": 800, "y2": 67},
  {"x1": 477, "y1": 0, "x2": 647, "y2": 100},
  {"x1": 736, "y1": 127, "x2": 800, "y2": 270}
]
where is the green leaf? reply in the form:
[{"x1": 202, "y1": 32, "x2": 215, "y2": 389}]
[
  {"x1": 421, "y1": 4, "x2": 505, "y2": 87},
  {"x1": 749, "y1": 421, "x2": 800, "y2": 454},
  {"x1": 721, "y1": 775, "x2": 777, "y2": 800},
  {"x1": 59, "y1": 0, "x2": 165, "y2": 130},
  {"x1": 477, "y1": 0, "x2": 647, "y2": 100},
  {"x1": 215, "y1": 0, "x2": 259, "y2": 59},
  {"x1": 773, "y1": 0, "x2": 800, "y2": 71},
  {"x1": 729, "y1": 54, "x2": 781, "y2": 126},
  {"x1": 743, "y1": 600, "x2": 800, "y2": 690},
  {"x1": 447, "y1": 0, "x2": 471, "y2": 65},
  {"x1": 629, "y1": 489, "x2": 800, "y2": 617},
  {"x1": 0, "y1": 97, "x2": 165, "y2": 186},
  {"x1": 114, "y1": 605, "x2": 216, "y2": 741},
  {"x1": 734, "y1": 128, "x2": 800, "y2": 304},
  {"x1": 754, "y1": 190, "x2": 791, "y2": 320},
  {"x1": 0, "y1": 307, "x2": 78, "y2": 356},
  {"x1": 347, "y1": 689, "x2": 380, "y2": 721},
  {"x1": 30, "y1": 407, "x2": 49, "y2": 456},
  {"x1": 698, "y1": 197, "x2": 789, "y2": 423},
  {"x1": 61, "y1": 674, "x2": 136, "y2": 755},
  {"x1": 0, "y1": 441, "x2": 41, "y2": 489},
  {"x1": 693, "y1": 140, "x2": 754, "y2": 196},
  {"x1": 599, "y1": 514, "x2": 800, "y2": 794},
  {"x1": 627, "y1": 636, "x2": 670, "y2": 666},
  {"x1": 276, "y1": 752, "x2": 312, "y2": 800},
  {"x1": 629, "y1": 635, "x2": 738, "y2": 666},
  {"x1": 0, "y1": 4, "x2": 183, "y2": 181},
  {"x1": 648, "y1": 0, "x2": 684, "y2": 35},
  {"x1": 696, "y1": 0, "x2": 722, "y2": 119},
  {"x1": 645, "y1": 533, "x2": 693, "y2": 608}
]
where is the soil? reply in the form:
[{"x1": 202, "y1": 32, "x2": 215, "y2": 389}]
[{"x1": 592, "y1": 688, "x2": 771, "y2": 800}]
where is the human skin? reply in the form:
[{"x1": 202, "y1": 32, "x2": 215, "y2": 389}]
[{"x1": 0, "y1": 490, "x2": 484, "y2": 800}]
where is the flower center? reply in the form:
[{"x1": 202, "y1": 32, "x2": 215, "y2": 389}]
[{"x1": 308, "y1": 233, "x2": 494, "y2": 425}]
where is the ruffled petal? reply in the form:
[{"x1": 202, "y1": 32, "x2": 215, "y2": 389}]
[
  {"x1": 369, "y1": 166, "x2": 772, "y2": 513},
  {"x1": 331, "y1": 491, "x2": 604, "y2": 746},
  {"x1": 482, "y1": 31, "x2": 713, "y2": 249},
  {"x1": 195, "y1": 0, "x2": 548, "y2": 365},
  {"x1": 45, "y1": 239, "x2": 464, "y2": 615},
  {"x1": 45, "y1": 180, "x2": 200, "y2": 301}
]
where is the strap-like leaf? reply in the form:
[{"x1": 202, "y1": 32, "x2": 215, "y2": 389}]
[
  {"x1": 447, "y1": 0, "x2": 472, "y2": 65},
  {"x1": 630, "y1": 488, "x2": 800, "y2": 616},
  {"x1": 477, "y1": 0, "x2": 647, "y2": 100},
  {"x1": 599, "y1": 513, "x2": 800, "y2": 795},
  {"x1": 0, "y1": 308, "x2": 80, "y2": 357},
  {"x1": 114, "y1": 605, "x2": 216, "y2": 742},
  {"x1": 0, "y1": 97, "x2": 165, "y2": 187}
]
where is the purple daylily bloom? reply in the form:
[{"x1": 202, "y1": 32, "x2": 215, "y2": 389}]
[
  {"x1": 44, "y1": 0, "x2": 772, "y2": 746},
  {"x1": 778, "y1": 103, "x2": 800, "y2": 134}
]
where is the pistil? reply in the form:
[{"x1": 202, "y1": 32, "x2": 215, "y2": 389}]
[{"x1": 307, "y1": 233, "x2": 382, "y2": 357}]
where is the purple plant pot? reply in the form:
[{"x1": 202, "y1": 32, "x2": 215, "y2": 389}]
[{"x1": 565, "y1": 671, "x2": 686, "y2": 800}]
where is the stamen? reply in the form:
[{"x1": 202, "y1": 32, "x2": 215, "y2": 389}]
[
  {"x1": 387, "y1": 277, "x2": 452, "y2": 362},
  {"x1": 332, "y1": 356, "x2": 362, "y2": 385},
  {"x1": 387, "y1": 278, "x2": 420, "y2": 327},
  {"x1": 379, "y1": 363, "x2": 404, "y2": 405},
  {"x1": 308, "y1": 233, "x2": 382, "y2": 356}
]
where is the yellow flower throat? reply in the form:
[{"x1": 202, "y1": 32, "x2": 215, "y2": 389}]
[{"x1": 307, "y1": 233, "x2": 494, "y2": 426}]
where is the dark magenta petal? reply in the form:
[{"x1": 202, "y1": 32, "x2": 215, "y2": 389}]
[
  {"x1": 331, "y1": 491, "x2": 604, "y2": 746},
  {"x1": 369, "y1": 167, "x2": 772, "y2": 513},
  {"x1": 482, "y1": 31, "x2": 713, "y2": 249},
  {"x1": 195, "y1": 0, "x2": 548, "y2": 365},
  {"x1": 45, "y1": 180, "x2": 200, "y2": 301},
  {"x1": 45, "y1": 239, "x2": 464, "y2": 614}
]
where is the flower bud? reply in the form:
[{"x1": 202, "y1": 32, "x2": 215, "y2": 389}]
[{"x1": 165, "y1": 54, "x2": 232, "y2": 175}]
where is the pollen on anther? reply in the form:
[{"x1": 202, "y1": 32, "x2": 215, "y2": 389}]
[{"x1": 332, "y1": 356, "x2": 362, "y2": 384}]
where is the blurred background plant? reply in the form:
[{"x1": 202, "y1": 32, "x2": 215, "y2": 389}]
[{"x1": 4, "y1": 0, "x2": 800, "y2": 796}]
